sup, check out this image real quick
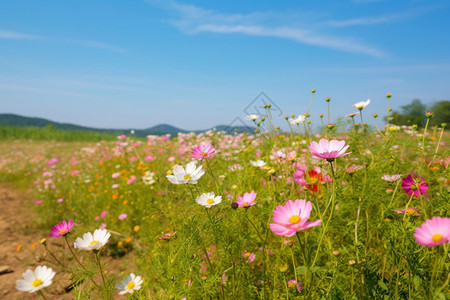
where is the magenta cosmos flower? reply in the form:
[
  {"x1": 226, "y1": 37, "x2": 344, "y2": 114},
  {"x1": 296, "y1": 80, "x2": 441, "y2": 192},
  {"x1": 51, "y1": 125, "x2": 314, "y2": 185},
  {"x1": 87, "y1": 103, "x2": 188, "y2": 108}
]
[
  {"x1": 191, "y1": 143, "x2": 216, "y2": 159},
  {"x1": 401, "y1": 174, "x2": 428, "y2": 197},
  {"x1": 307, "y1": 139, "x2": 351, "y2": 162},
  {"x1": 49, "y1": 220, "x2": 74, "y2": 237},
  {"x1": 414, "y1": 216, "x2": 450, "y2": 247},
  {"x1": 270, "y1": 199, "x2": 322, "y2": 237},
  {"x1": 236, "y1": 191, "x2": 257, "y2": 208}
]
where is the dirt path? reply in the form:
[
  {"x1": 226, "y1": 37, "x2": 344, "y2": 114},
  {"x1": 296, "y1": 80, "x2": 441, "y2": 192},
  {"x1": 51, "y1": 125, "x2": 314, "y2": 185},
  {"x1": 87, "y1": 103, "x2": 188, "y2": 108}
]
[{"x1": 0, "y1": 184, "x2": 71, "y2": 299}]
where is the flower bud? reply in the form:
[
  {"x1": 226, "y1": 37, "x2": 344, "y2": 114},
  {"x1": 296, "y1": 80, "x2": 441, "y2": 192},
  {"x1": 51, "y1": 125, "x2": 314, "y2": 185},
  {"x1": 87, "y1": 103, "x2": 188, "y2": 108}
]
[
  {"x1": 325, "y1": 97, "x2": 331, "y2": 102},
  {"x1": 386, "y1": 93, "x2": 392, "y2": 98},
  {"x1": 311, "y1": 89, "x2": 316, "y2": 93}
]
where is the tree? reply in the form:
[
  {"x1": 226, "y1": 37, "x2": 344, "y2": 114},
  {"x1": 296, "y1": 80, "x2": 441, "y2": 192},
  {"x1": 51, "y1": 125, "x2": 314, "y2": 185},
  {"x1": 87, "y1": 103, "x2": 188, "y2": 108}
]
[
  {"x1": 429, "y1": 100, "x2": 450, "y2": 126},
  {"x1": 390, "y1": 99, "x2": 427, "y2": 127}
]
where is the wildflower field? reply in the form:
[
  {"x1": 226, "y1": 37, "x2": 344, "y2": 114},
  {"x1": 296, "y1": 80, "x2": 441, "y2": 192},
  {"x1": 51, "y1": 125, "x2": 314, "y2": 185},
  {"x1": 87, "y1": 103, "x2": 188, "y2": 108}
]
[{"x1": 1, "y1": 99, "x2": 449, "y2": 299}]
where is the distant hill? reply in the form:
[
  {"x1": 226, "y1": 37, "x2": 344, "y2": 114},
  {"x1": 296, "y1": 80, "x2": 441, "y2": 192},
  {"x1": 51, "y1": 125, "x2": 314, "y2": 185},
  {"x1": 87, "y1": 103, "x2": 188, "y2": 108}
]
[{"x1": 0, "y1": 114, "x2": 255, "y2": 137}]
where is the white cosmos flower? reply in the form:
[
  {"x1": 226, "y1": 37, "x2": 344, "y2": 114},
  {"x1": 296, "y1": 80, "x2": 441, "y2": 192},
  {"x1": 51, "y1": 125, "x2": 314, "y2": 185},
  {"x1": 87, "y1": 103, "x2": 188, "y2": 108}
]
[
  {"x1": 116, "y1": 273, "x2": 143, "y2": 295},
  {"x1": 142, "y1": 171, "x2": 156, "y2": 185},
  {"x1": 245, "y1": 114, "x2": 260, "y2": 121},
  {"x1": 166, "y1": 161, "x2": 205, "y2": 184},
  {"x1": 250, "y1": 160, "x2": 266, "y2": 168},
  {"x1": 289, "y1": 115, "x2": 306, "y2": 125},
  {"x1": 16, "y1": 265, "x2": 55, "y2": 293},
  {"x1": 74, "y1": 229, "x2": 111, "y2": 251},
  {"x1": 196, "y1": 192, "x2": 222, "y2": 208},
  {"x1": 352, "y1": 99, "x2": 371, "y2": 110}
]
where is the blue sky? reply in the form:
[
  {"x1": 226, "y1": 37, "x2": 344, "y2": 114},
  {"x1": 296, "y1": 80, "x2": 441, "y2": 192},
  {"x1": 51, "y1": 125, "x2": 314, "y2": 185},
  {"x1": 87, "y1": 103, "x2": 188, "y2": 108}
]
[{"x1": 1, "y1": 0, "x2": 449, "y2": 131}]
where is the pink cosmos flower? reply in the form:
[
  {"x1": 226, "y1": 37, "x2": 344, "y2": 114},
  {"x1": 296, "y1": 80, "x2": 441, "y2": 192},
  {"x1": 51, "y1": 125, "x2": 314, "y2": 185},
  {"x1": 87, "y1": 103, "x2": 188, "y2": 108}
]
[
  {"x1": 49, "y1": 220, "x2": 74, "y2": 237},
  {"x1": 242, "y1": 251, "x2": 256, "y2": 263},
  {"x1": 236, "y1": 191, "x2": 257, "y2": 208},
  {"x1": 118, "y1": 214, "x2": 127, "y2": 220},
  {"x1": 287, "y1": 280, "x2": 302, "y2": 292},
  {"x1": 394, "y1": 207, "x2": 421, "y2": 216},
  {"x1": 401, "y1": 174, "x2": 428, "y2": 197},
  {"x1": 99, "y1": 223, "x2": 107, "y2": 230},
  {"x1": 307, "y1": 139, "x2": 351, "y2": 162},
  {"x1": 381, "y1": 174, "x2": 401, "y2": 182},
  {"x1": 127, "y1": 176, "x2": 136, "y2": 184},
  {"x1": 112, "y1": 172, "x2": 120, "y2": 179},
  {"x1": 100, "y1": 211, "x2": 108, "y2": 218},
  {"x1": 34, "y1": 200, "x2": 43, "y2": 205},
  {"x1": 57, "y1": 198, "x2": 64, "y2": 203},
  {"x1": 269, "y1": 199, "x2": 322, "y2": 237},
  {"x1": 47, "y1": 158, "x2": 59, "y2": 167},
  {"x1": 414, "y1": 216, "x2": 450, "y2": 247},
  {"x1": 117, "y1": 135, "x2": 127, "y2": 140},
  {"x1": 144, "y1": 155, "x2": 154, "y2": 161},
  {"x1": 191, "y1": 143, "x2": 216, "y2": 159}
]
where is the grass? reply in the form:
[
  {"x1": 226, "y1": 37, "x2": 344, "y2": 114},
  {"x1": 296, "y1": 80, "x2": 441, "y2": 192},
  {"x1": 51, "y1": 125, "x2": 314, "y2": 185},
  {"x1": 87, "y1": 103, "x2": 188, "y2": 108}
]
[{"x1": 1, "y1": 117, "x2": 449, "y2": 299}]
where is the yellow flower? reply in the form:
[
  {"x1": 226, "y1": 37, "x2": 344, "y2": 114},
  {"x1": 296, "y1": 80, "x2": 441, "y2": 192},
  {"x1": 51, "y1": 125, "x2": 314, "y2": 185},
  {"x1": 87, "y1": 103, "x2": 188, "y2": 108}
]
[{"x1": 134, "y1": 225, "x2": 140, "y2": 232}]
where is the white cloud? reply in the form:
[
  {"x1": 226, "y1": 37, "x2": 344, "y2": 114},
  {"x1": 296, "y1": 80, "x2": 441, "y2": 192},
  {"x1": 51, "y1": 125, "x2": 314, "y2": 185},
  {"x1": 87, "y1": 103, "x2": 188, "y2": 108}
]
[
  {"x1": 0, "y1": 29, "x2": 41, "y2": 40},
  {"x1": 153, "y1": 1, "x2": 385, "y2": 57},
  {"x1": 68, "y1": 40, "x2": 125, "y2": 53}
]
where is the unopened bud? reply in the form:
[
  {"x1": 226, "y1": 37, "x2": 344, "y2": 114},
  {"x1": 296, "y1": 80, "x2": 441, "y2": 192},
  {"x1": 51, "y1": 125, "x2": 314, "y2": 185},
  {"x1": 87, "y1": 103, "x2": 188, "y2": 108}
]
[
  {"x1": 325, "y1": 97, "x2": 331, "y2": 102},
  {"x1": 386, "y1": 93, "x2": 392, "y2": 98}
]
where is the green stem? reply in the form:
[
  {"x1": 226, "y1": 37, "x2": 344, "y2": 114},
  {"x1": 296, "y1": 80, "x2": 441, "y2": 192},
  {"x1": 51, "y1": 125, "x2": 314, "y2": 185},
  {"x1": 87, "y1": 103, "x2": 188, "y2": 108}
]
[
  {"x1": 43, "y1": 243, "x2": 64, "y2": 267},
  {"x1": 402, "y1": 194, "x2": 415, "y2": 221},
  {"x1": 38, "y1": 290, "x2": 48, "y2": 300},
  {"x1": 422, "y1": 118, "x2": 430, "y2": 158},
  {"x1": 95, "y1": 251, "x2": 110, "y2": 300},
  {"x1": 64, "y1": 236, "x2": 100, "y2": 289}
]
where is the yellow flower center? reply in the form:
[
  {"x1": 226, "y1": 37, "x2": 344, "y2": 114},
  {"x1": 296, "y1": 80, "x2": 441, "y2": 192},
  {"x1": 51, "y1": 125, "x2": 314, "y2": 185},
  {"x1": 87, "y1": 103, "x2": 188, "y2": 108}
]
[
  {"x1": 184, "y1": 174, "x2": 192, "y2": 180},
  {"x1": 90, "y1": 240, "x2": 99, "y2": 246},
  {"x1": 242, "y1": 202, "x2": 248, "y2": 207},
  {"x1": 202, "y1": 152, "x2": 208, "y2": 157},
  {"x1": 32, "y1": 279, "x2": 43, "y2": 287},
  {"x1": 289, "y1": 215, "x2": 301, "y2": 224},
  {"x1": 206, "y1": 198, "x2": 214, "y2": 204},
  {"x1": 244, "y1": 252, "x2": 251, "y2": 258},
  {"x1": 60, "y1": 229, "x2": 66, "y2": 234},
  {"x1": 406, "y1": 208, "x2": 416, "y2": 215},
  {"x1": 126, "y1": 281, "x2": 135, "y2": 290},
  {"x1": 432, "y1": 233, "x2": 443, "y2": 242}
]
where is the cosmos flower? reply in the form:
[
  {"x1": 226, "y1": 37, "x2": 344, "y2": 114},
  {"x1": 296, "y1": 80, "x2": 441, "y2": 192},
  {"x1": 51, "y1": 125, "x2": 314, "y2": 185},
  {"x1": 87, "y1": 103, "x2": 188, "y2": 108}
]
[
  {"x1": 394, "y1": 207, "x2": 421, "y2": 216},
  {"x1": 250, "y1": 160, "x2": 266, "y2": 168},
  {"x1": 166, "y1": 162, "x2": 205, "y2": 184},
  {"x1": 236, "y1": 191, "x2": 257, "y2": 208},
  {"x1": 352, "y1": 99, "x2": 371, "y2": 110},
  {"x1": 196, "y1": 192, "x2": 222, "y2": 208},
  {"x1": 116, "y1": 273, "x2": 143, "y2": 295},
  {"x1": 414, "y1": 216, "x2": 450, "y2": 247},
  {"x1": 269, "y1": 199, "x2": 322, "y2": 237},
  {"x1": 242, "y1": 251, "x2": 256, "y2": 263},
  {"x1": 16, "y1": 266, "x2": 55, "y2": 293},
  {"x1": 74, "y1": 229, "x2": 110, "y2": 251},
  {"x1": 287, "y1": 280, "x2": 302, "y2": 292},
  {"x1": 289, "y1": 115, "x2": 306, "y2": 125},
  {"x1": 191, "y1": 143, "x2": 216, "y2": 159},
  {"x1": 142, "y1": 171, "x2": 156, "y2": 185},
  {"x1": 307, "y1": 139, "x2": 351, "y2": 162},
  {"x1": 381, "y1": 174, "x2": 401, "y2": 182},
  {"x1": 245, "y1": 114, "x2": 259, "y2": 121},
  {"x1": 401, "y1": 174, "x2": 428, "y2": 197},
  {"x1": 49, "y1": 220, "x2": 74, "y2": 238}
]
